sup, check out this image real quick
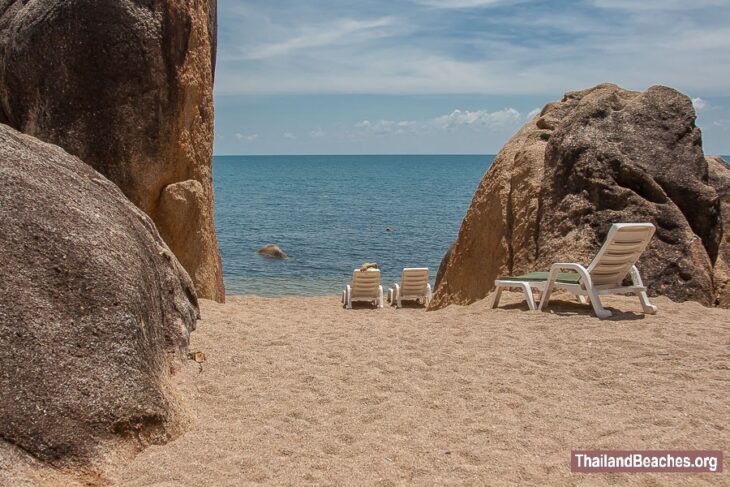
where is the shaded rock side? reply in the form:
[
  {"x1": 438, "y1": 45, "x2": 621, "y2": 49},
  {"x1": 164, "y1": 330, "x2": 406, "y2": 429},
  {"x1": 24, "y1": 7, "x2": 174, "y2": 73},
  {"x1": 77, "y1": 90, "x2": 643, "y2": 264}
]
[
  {"x1": 0, "y1": 124, "x2": 199, "y2": 469},
  {"x1": 431, "y1": 84, "x2": 727, "y2": 309},
  {"x1": 430, "y1": 119, "x2": 545, "y2": 309},
  {"x1": 0, "y1": 0, "x2": 224, "y2": 302},
  {"x1": 707, "y1": 156, "x2": 730, "y2": 306}
]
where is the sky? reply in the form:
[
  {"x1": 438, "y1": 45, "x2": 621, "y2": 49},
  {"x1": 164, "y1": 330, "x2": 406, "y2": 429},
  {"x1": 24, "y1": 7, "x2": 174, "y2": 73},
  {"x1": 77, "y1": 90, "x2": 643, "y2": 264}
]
[{"x1": 214, "y1": 0, "x2": 730, "y2": 155}]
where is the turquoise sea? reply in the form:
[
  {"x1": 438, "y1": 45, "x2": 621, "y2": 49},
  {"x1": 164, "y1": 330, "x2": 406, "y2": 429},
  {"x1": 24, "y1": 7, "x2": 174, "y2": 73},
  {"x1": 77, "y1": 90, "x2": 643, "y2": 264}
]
[{"x1": 214, "y1": 155, "x2": 494, "y2": 295}]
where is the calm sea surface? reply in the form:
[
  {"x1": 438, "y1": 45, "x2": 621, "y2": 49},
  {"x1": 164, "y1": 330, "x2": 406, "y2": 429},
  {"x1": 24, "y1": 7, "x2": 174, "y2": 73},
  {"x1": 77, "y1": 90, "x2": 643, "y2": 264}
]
[{"x1": 214, "y1": 155, "x2": 494, "y2": 296}]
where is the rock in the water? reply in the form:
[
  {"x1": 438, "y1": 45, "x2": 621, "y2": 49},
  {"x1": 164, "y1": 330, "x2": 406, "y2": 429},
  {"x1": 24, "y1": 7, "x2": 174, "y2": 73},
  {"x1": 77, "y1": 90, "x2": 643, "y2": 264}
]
[
  {"x1": 258, "y1": 244, "x2": 288, "y2": 259},
  {"x1": 0, "y1": 124, "x2": 199, "y2": 469},
  {"x1": 0, "y1": 0, "x2": 224, "y2": 302},
  {"x1": 431, "y1": 84, "x2": 728, "y2": 309}
]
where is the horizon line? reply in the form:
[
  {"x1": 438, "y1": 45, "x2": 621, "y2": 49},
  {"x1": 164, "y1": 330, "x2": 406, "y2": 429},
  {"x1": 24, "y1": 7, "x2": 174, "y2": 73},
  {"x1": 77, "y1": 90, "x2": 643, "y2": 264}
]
[
  {"x1": 213, "y1": 153, "x2": 730, "y2": 158},
  {"x1": 213, "y1": 153, "x2": 497, "y2": 157}
]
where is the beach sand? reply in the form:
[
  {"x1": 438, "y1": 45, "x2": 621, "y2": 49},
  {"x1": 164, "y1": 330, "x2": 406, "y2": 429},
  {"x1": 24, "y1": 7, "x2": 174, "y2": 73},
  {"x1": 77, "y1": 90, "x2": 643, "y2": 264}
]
[
  {"x1": 4, "y1": 293, "x2": 727, "y2": 485},
  {"x1": 106, "y1": 292, "x2": 728, "y2": 486}
]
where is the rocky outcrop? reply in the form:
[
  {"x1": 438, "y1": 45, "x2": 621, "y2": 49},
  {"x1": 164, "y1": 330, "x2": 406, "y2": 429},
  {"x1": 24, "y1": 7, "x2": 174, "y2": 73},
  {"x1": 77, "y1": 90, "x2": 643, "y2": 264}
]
[
  {"x1": 707, "y1": 156, "x2": 730, "y2": 306},
  {"x1": 0, "y1": 124, "x2": 199, "y2": 470},
  {"x1": 257, "y1": 244, "x2": 288, "y2": 259},
  {"x1": 431, "y1": 84, "x2": 728, "y2": 309},
  {"x1": 0, "y1": 0, "x2": 224, "y2": 302}
]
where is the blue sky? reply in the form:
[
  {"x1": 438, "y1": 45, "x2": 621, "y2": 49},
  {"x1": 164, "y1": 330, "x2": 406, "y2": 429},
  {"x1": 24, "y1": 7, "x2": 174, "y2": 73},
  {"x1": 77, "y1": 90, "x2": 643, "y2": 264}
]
[{"x1": 214, "y1": 0, "x2": 730, "y2": 155}]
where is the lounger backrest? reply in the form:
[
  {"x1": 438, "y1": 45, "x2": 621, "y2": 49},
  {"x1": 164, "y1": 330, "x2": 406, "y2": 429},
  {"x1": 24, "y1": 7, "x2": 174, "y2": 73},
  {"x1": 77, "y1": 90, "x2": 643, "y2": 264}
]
[
  {"x1": 400, "y1": 267, "x2": 429, "y2": 295},
  {"x1": 587, "y1": 223, "x2": 655, "y2": 286},
  {"x1": 350, "y1": 269, "x2": 381, "y2": 298}
]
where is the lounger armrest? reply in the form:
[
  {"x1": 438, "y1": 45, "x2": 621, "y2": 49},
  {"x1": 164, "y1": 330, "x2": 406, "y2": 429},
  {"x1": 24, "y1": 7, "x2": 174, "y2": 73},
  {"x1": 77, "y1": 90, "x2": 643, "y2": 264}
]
[
  {"x1": 547, "y1": 262, "x2": 592, "y2": 287},
  {"x1": 539, "y1": 263, "x2": 592, "y2": 312}
]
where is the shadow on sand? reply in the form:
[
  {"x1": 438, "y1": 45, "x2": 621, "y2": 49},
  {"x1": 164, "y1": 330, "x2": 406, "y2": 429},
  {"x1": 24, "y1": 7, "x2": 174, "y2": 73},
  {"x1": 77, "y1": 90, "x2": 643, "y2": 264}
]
[
  {"x1": 344, "y1": 299, "x2": 428, "y2": 310},
  {"x1": 498, "y1": 298, "x2": 647, "y2": 321}
]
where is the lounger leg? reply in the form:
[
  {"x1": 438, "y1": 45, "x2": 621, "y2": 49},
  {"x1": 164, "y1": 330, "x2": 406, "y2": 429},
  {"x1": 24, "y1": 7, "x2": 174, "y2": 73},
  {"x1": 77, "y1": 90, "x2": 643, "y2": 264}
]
[
  {"x1": 629, "y1": 266, "x2": 657, "y2": 314},
  {"x1": 577, "y1": 295, "x2": 588, "y2": 305},
  {"x1": 636, "y1": 291, "x2": 657, "y2": 314},
  {"x1": 537, "y1": 282, "x2": 554, "y2": 311},
  {"x1": 378, "y1": 286, "x2": 384, "y2": 308},
  {"x1": 519, "y1": 283, "x2": 537, "y2": 311},
  {"x1": 490, "y1": 286, "x2": 503, "y2": 309},
  {"x1": 346, "y1": 285, "x2": 353, "y2": 309},
  {"x1": 533, "y1": 289, "x2": 543, "y2": 306},
  {"x1": 588, "y1": 289, "x2": 611, "y2": 319}
]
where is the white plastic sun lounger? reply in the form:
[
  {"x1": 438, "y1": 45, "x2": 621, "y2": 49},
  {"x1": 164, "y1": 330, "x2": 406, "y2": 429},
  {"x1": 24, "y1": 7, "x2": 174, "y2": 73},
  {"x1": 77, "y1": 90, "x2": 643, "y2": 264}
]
[
  {"x1": 342, "y1": 268, "x2": 384, "y2": 309},
  {"x1": 388, "y1": 267, "x2": 432, "y2": 308},
  {"x1": 491, "y1": 223, "x2": 658, "y2": 319}
]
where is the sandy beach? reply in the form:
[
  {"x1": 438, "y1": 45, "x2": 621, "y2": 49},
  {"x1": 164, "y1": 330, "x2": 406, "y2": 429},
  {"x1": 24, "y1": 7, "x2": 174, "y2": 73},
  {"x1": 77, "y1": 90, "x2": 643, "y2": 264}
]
[
  {"x1": 2, "y1": 1, "x2": 729, "y2": 486},
  {"x1": 104, "y1": 292, "x2": 727, "y2": 485}
]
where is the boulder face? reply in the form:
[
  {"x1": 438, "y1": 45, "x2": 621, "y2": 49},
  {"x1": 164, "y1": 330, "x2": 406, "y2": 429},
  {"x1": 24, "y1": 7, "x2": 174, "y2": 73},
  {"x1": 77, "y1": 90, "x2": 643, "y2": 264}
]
[
  {"x1": 707, "y1": 156, "x2": 730, "y2": 307},
  {"x1": 0, "y1": 124, "x2": 199, "y2": 468},
  {"x1": 0, "y1": 0, "x2": 224, "y2": 302},
  {"x1": 431, "y1": 84, "x2": 729, "y2": 309}
]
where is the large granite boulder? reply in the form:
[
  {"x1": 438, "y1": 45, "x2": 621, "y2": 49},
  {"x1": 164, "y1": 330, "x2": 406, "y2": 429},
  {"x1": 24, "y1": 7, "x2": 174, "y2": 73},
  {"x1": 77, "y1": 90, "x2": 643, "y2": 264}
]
[
  {"x1": 0, "y1": 124, "x2": 199, "y2": 469},
  {"x1": 431, "y1": 84, "x2": 728, "y2": 309},
  {"x1": 0, "y1": 0, "x2": 224, "y2": 302}
]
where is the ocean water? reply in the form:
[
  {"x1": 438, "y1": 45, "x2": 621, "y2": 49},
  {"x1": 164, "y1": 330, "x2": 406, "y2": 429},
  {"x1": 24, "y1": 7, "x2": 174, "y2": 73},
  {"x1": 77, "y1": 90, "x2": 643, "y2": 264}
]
[{"x1": 214, "y1": 155, "x2": 494, "y2": 296}]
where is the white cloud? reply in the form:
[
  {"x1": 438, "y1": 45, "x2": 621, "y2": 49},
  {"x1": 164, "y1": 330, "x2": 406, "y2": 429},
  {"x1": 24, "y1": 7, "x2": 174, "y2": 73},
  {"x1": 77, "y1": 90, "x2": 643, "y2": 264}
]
[
  {"x1": 309, "y1": 128, "x2": 327, "y2": 138},
  {"x1": 283, "y1": 132, "x2": 296, "y2": 139},
  {"x1": 355, "y1": 107, "x2": 522, "y2": 135},
  {"x1": 234, "y1": 17, "x2": 397, "y2": 60},
  {"x1": 432, "y1": 108, "x2": 521, "y2": 128},
  {"x1": 526, "y1": 107, "x2": 541, "y2": 120},
  {"x1": 692, "y1": 97, "x2": 707, "y2": 111},
  {"x1": 235, "y1": 133, "x2": 258, "y2": 141}
]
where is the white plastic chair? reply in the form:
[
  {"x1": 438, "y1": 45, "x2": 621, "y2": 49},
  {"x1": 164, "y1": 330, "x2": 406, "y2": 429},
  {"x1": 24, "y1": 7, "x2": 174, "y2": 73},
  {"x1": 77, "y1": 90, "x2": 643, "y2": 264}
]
[
  {"x1": 342, "y1": 269, "x2": 384, "y2": 309},
  {"x1": 388, "y1": 267, "x2": 432, "y2": 308},
  {"x1": 492, "y1": 223, "x2": 658, "y2": 319}
]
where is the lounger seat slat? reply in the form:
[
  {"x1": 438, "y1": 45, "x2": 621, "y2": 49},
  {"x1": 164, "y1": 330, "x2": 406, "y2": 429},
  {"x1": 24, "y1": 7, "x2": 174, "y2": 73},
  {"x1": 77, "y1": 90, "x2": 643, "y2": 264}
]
[
  {"x1": 592, "y1": 262, "x2": 631, "y2": 269},
  {"x1": 593, "y1": 266, "x2": 634, "y2": 273},
  {"x1": 402, "y1": 286, "x2": 427, "y2": 294}
]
